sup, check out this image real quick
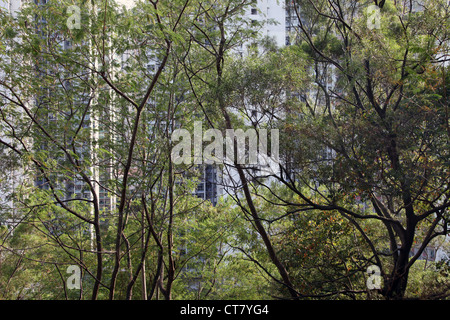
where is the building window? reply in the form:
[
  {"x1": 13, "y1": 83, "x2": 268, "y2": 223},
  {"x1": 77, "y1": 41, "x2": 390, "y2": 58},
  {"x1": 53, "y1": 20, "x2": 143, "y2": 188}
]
[
  {"x1": 251, "y1": 8, "x2": 257, "y2": 15},
  {"x1": 286, "y1": 36, "x2": 290, "y2": 46}
]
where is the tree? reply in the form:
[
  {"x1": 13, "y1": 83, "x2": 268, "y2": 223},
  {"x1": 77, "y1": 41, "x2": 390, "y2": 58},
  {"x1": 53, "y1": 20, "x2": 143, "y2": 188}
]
[
  {"x1": 1, "y1": 0, "x2": 448, "y2": 301},
  {"x1": 264, "y1": 0, "x2": 450, "y2": 299},
  {"x1": 0, "y1": 0, "x2": 223, "y2": 300},
  {"x1": 176, "y1": 0, "x2": 308, "y2": 298}
]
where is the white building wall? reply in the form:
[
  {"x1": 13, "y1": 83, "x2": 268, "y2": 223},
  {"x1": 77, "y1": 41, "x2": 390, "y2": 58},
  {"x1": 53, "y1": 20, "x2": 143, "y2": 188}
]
[
  {"x1": 0, "y1": 0, "x2": 21, "y2": 17},
  {"x1": 247, "y1": 0, "x2": 286, "y2": 47}
]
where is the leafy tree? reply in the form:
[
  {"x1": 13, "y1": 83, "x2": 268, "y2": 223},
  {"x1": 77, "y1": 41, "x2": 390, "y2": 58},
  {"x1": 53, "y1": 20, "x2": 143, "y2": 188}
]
[
  {"x1": 1, "y1": 0, "x2": 448, "y2": 301},
  {"x1": 0, "y1": 0, "x2": 229, "y2": 300},
  {"x1": 265, "y1": 0, "x2": 450, "y2": 299}
]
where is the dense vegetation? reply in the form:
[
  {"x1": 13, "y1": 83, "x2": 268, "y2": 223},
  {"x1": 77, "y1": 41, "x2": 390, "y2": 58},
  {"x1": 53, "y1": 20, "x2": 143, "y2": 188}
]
[{"x1": 0, "y1": 0, "x2": 449, "y2": 300}]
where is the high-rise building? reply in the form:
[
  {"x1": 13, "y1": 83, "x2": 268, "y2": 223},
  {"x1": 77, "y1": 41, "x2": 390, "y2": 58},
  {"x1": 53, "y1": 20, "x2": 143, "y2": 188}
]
[
  {"x1": 0, "y1": 0, "x2": 120, "y2": 243},
  {"x1": 246, "y1": 0, "x2": 286, "y2": 47},
  {"x1": 0, "y1": 0, "x2": 289, "y2": 208},
  {"x1": 0, "y1": 0, "x2": 27, "y2": 231}
]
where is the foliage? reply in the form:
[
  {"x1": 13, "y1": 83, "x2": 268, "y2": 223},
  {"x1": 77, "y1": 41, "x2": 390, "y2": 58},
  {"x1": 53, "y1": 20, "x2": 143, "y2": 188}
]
[{"x1": 0, "y1": 0, "x2": 449, "y2": 301}]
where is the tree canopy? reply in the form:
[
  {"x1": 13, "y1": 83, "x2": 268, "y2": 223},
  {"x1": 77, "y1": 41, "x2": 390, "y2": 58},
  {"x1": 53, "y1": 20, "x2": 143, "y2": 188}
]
[{"x1": 0, "y1": 0, "x2": 449, "y2": 300}]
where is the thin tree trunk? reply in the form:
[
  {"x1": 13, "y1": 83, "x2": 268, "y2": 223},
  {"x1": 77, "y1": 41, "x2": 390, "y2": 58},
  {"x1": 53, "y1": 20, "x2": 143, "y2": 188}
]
[
  {"x1": 109, "y1": 42, "x2": 172, "y2": 300},
  {"x1": 213, "y1": 20, "x2": 299, "y2": 299},
  {"x1": 125, "y1": 209, "x2": 152, "y2": 300},
  {"x1": 164, "y1": 150, "x2": 175, "y2": 300},
  {"x1": 141, "y1": 208, "x2": 148, "y2": 300}
]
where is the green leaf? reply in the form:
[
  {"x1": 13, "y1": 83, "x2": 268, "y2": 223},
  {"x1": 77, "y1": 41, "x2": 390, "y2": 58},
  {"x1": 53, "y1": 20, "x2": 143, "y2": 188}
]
[{"x1": 4, "y1": 27, "x2": 17, "y2": 39}]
